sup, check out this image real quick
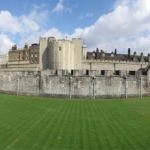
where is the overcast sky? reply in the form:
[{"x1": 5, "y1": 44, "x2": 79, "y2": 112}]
[{"x1": 0, "y1": 0, "x2": 150, "y2": 55}]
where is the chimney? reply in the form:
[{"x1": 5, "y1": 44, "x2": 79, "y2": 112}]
[
  {"x1": 12, "y1": 45, "x2": 17, "y2": 50},
  {"x1": 128, "y1": 48, "x2": 130, "y2": 58},
  {"x1": 24, "y1": 43, "x2": 28, "y2": 49},
  {"x1": 114, "y1": 49, "x2": 117, "y2": 55},
  {"x1": 96, "y1": 48, "x2": 99, "y2": 59},
  {"x1": 96, "y1": 48, "x2": 99, "y2": 53},
  {"x1": 133, "y1": 51, "x2": 137, "y2": 62},
  {"x1": 134, "y1": 51, "x2": 136, "y2": 56}
]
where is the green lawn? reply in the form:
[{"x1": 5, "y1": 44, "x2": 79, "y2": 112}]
[{"x1": 0, "y1": 94, "x2": 150, "y2": 149}]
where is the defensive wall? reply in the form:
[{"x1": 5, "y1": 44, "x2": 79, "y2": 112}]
[
  {"x1": 0, "y1": 69, "x2": 150, "y2": 99},
  {"x1": 82, "y1": 59, "x2": 148, "y2": 71}
]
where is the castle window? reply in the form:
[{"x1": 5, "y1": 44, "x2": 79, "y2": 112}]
[
  {"x1": 56, "y1": 70, "x2": 58, "y2": 75},
  {"x1": 71, "y1": 70, "x2": 73, "y2": 75},
  {"x1": 86, "y1": 70, "x2": 89, "y2": 75},
  {"x1": 31, "y1": 54, "x2": 33, "y2": 57},
  {"x1": 129, "y1": 71, "x2": 135, "y2": 76},
  {"x1": 101, "y1": 70, "x2": 105, "y2": 75},
  {"x1": 59, "y1": 47, "x2": 62, "y2": 51},
  {"x1": 35, "y1": 54, "x2": 37, "y2": 57},
  {"x1": 142, "y1": 71, "x2": 147, "y2": 76},
  {"x1": 115, "y1": 70, "x2": 120, "y2": 76}
]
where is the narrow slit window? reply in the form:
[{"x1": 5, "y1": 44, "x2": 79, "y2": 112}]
[
  {"x1": 86, "y1": 70, "x2": 89, "y2": 75},
  {"x1": 101, "y1": 70, "x2": 105, "y2": 75},
  {"x1": 115, "y1": 70, "x2": 120, "y2": 75},
  {"x1": 129, "y1": 71, "x2": 136, "y2": 76}
]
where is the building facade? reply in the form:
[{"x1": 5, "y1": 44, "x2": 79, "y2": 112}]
[
  {"x1": 0, "y1": 36, "x2": 149, "y2": 75},
  {"x1": 8, "y1": 43, "x2": 39, "y2": 64},
  {"x1": 0, "y1": 36, "x2": 149, "y2": 98}
]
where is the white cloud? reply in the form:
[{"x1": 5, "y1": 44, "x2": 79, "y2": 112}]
[
  {"x1": 43, "y1": 27, "x2": 70, "y2": 39},
  {"x1": 0, "y1": 34, "x2": 14, "y2": 55},
  {"x1": 0, "y1": 11, "x2": 40, "y2": 35},
  {"x1": 19, "y1": 31, "x2": 44, "y2": 47},
  {"x1": 52, "y1": 0, "x2": 72, "y2": 13},
  {"x1": 0, "y1": 11, "x2": 21, "y2": 34},
  {"x1": 71, "y1": 0, "x2": 150, "y2": 55},
  {"x1": 0, "y1": 10, "x2": 44, "y2": 35},
  {"x1": 52, "y1": 0, "x2": 64, "y2": 12},
  {"x1": 0, "y1": 5, "x2": 49, "y2": 54},
  {"x1": 1, "y1": 0, "x2": 150, "y2": 56}
]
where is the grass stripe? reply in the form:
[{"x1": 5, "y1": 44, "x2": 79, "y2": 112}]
[{"x1": 0, "y1": 94, "x2": 150, "y2": 149}]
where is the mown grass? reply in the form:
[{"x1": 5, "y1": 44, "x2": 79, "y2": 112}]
[{"x1": 0, "y1": 94, "x2": 150, "y2": 149}]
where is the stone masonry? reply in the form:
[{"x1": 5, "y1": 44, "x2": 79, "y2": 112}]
[
  {"x1": 0, "y1": 36, "x2": 150, "y2": 98},
  {"x1": 0, "y1": 69, "x2": 149, "y2": 98}
]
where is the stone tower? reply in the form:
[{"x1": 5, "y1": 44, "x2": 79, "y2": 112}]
[
  {"x1": 72, "y1": 38, "x2": 86, "y2": 69},
  {"x1": 39, "y1": 37, "x2": 86, "y2": 70},
  {"x1": 39, "y1": 37, "x2": 48, "y2": 70},
  {"x1": 48, "y1": 37, "x2": 74, "y2": 70}
]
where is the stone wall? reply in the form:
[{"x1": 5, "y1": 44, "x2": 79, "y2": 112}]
[
  {"x1": 0, "y1": 71, "x2": 40, "y2": 95},
  {"x1": 82, "y1": 60, "x2": 148, "y2": 71},
  {"x1": 0, "y1": 70, "x2": 149, "y2": 99},
  {"x1": 39, "y1": 37, "x2": 86, "y2": 70}
]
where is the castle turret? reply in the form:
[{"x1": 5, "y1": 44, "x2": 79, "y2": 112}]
[
  {"x1": 72, "y1": 38, "x2": 84, "y2": 69},
  {"x1": 140, "y1": 52, "x2": 144, "y2": 62},
  {"x1": 48, "y1": 38, "x2": 75, "y2": 70},
  {"x1": 39, "y1": 37, "x2": 48, "y2": 70},
  {"x1": 133, "y1": 51, "x2": 138, "y2": 62}
]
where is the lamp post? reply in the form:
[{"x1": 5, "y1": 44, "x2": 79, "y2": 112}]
[
  {"x1": 125, "y1": 76, "x2": 128, "y2": 99},
  {"x1": 140, "y1": 76, "x2": 142, "y2": 98},
  {"x1": 69, "y1": 76, "x2": 72, "y2": 99},
  {"x1": 17, "y1": 78, "x2": 20, "y2": 96},
  {"x1": 92, "y1": 76, "x2": 96, "y2": 99}
]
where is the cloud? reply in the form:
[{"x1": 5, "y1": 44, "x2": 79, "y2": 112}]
[
  {"x1": 0, "y1": 11, "x2": 40, "y2": 35},
  {"x1": 1, "y1": 0, "x2": 150, "y2": 56},
  {"x1": 0, "y1": 11, "x2": 21, "y2": 34},
  {"x1": 43, "y1": 27, "x2": 70, "y2": 39},
  {"x1": 52, "y1": 0, "x2": 64, "y2": 12},
  {"x1": 71, "y1": 0, "x2": 150, "y2": 54},
  {"x1": 0, "y1": 10, "x2": 45, "y2": 35},
  {"x1": 0, "y1": 4, "x2": 49, "y2": 54},
  {"x1": 0, "y1": 34, "x2": 14, "y2": 55},
  {"x1": 52, "y1": 0, "x2": 72, "y2": 13},
  {"x1": 79, "y1": 13, "x2": 94, "y2": 20}
]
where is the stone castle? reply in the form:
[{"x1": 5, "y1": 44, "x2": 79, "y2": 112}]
[{"x1": 0, "y1": 37, "x2": 150, "y2": 98}]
